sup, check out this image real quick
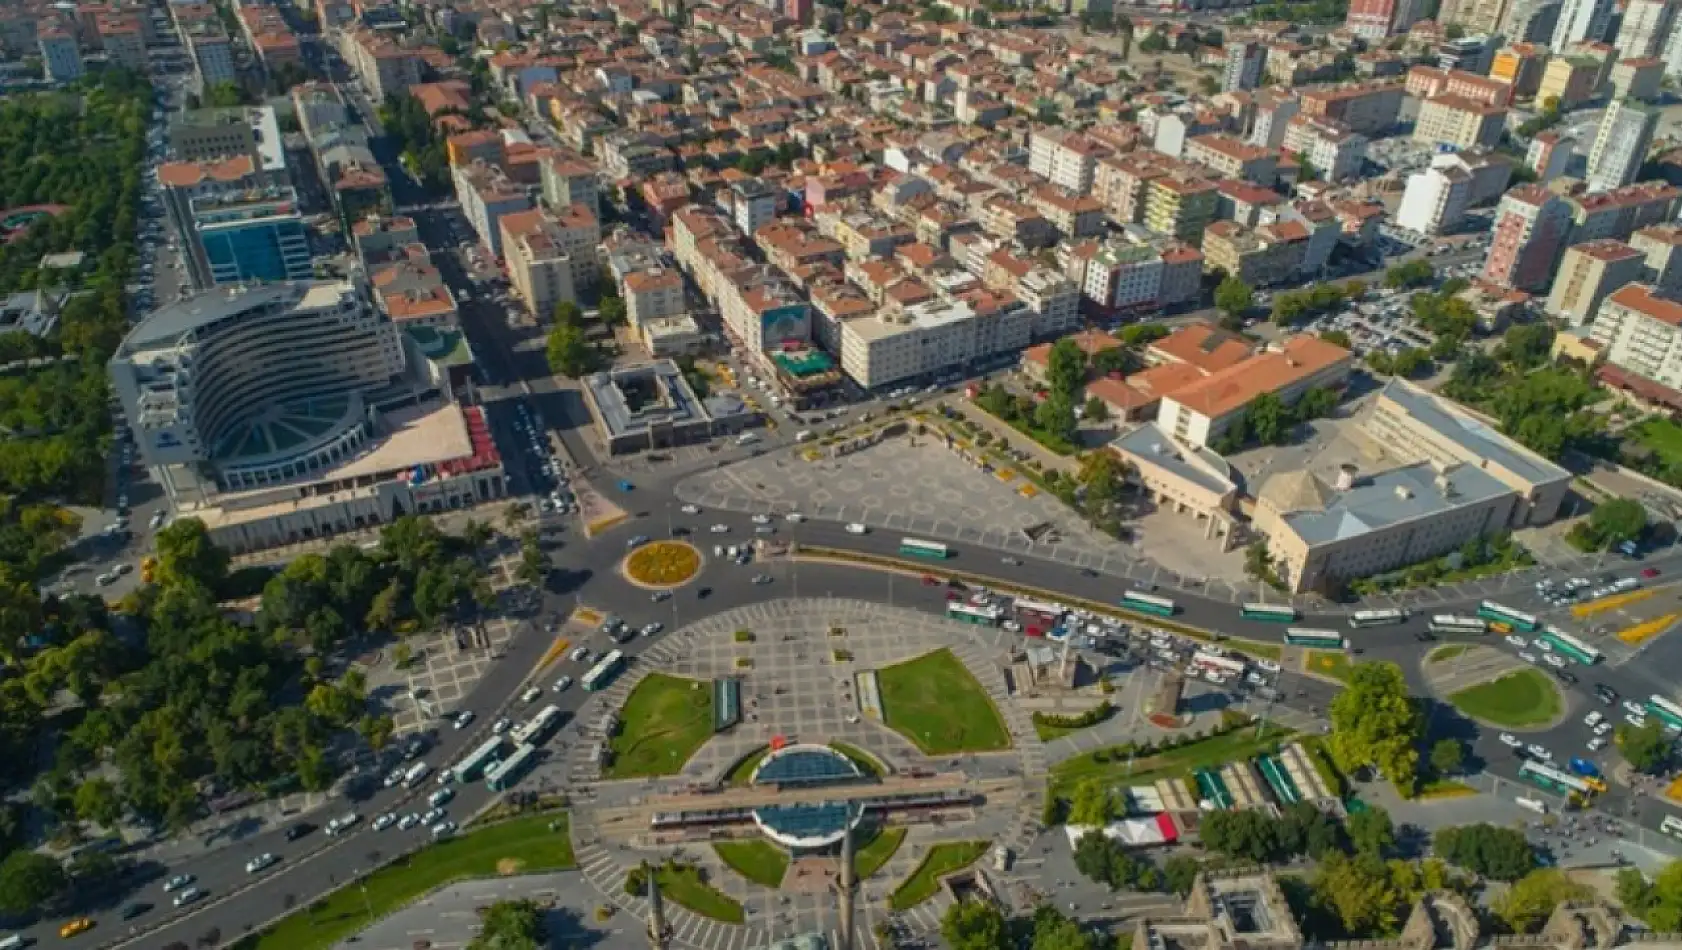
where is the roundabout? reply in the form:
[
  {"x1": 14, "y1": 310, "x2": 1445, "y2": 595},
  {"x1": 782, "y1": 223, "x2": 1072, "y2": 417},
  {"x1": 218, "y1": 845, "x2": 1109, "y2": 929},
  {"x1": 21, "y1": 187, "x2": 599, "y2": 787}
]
[{"x1": 623, "y1": 539, "x2": 703, "y2": 587}]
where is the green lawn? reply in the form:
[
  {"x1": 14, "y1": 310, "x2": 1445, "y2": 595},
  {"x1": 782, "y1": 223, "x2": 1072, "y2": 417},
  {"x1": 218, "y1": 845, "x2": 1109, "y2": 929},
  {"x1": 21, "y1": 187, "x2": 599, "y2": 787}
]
[
  {"x1": 606, "y1": 673, "x2": 715, "y2": 778},
  {"x1": 854, "y1": 826, "x2": 907, "y2": 880},
  {"x1": 726, "y1": 745, "x2": 770, "y2": 786},
  {"x1": 1427, "y1": 644, "x2": 1471, "y2": 664},
  {"x1": 829, "y1": 741, "x2": 886, "y2": 777},
  {"x1": 1636, "y1": 418, "x2": 1682, "y2": 468},
  {"x1": 235, "y1": 814, "x2": 575, "y2": 950},
  {"x1": 890, "y1": 841, "x2": 990, "y2": 910},
  {"x1": 1447, "y1": 668, "x2": 1563, "y2": 728},
  {"x1": 1033, "y1": 704, "x2": 1118, "y2": 742},
  {"x1": 876, "y1": 649, "x2": 1011, "y2": 754},
  {"x1": 1051, "y1": 724, "x2": 1294, "y2": 799},
  {"x1": 655, "y1": 863, "x2": 744, "y2": 923},
  {"x1": 1305, "y1": 650, "x2": 1359, "y2": 682},
  {"x1": 713, "y1": 839, "x2": 789, "y2": 888}
]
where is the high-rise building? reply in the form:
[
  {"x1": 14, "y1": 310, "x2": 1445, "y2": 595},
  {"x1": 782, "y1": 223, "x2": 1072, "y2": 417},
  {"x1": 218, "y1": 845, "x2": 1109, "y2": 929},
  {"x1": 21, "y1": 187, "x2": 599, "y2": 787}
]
[
  {"x1": 1631, "y1": 225, "x2": 1682, "y2": 295},
  {"x1": 1552, "y1": 0, "x2": 1615, "y2": 49},
  {"x1": 1346, "y1": 0, "x2": 1422, "y2": 38},
  {"x1": 1395, "y1": 160, "x2": 1472, "y2": 236},
  {"x1": 1222, "y1": 40, "x2": 1266, "y2": 91},
  {"x1": 1499, "y1": 0, "x2": 1561, "y2": 41},
  {"x1": 1545, "y1": 239, "x2": 1648, "y2": 325},
  {"x1": 38, "y1": 26, "x2": 83, "y2": 84},
  {"x1": 1587, "y1": 98, "x2": 1660, "y2": 193},
  {"x1": 1439, "y1": 0, "x2": 1508, "y2": 34},
  {"x1": 1615, "y1": 0, "x2": 1677, "y2": 58},
  {"x1": 187, "y1": 187, "x2": 314, "y2": 289},
  {"x1": 1481, "y1": 184, "x2": 1573, "y2": 291}
]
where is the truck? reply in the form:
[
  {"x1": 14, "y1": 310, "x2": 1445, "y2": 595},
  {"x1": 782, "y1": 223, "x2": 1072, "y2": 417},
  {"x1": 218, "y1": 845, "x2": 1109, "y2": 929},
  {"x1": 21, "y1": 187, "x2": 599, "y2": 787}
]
[{"x1": 402, "y1": 762, "x2": 432, "y2": 788}]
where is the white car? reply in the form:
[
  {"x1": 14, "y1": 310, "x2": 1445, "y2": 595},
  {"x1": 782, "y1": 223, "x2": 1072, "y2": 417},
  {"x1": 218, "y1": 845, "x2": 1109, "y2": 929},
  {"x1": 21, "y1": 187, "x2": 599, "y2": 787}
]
[
  {"x1": 570, "y1": 647, "x2": 591, "y2": 663},
  {"x1": 1518, "y1": 651, "x2": 1538, "y2": 664},
  {"x1": 1626, "y1": 713, "x2": 1649, "y2": 728},
  {"x1": 785, "y1": 512, "x2": 805, "y2": 522},
  {"x1": 163, "y1": 874, "x2": 195, "y2": 892},
  {"x1": 173, "y1": 887, "x2": 205, "y2": 907},
  {"x1": 372, "y1": 813, "x2": 397, "y2": 831},
  {"x1": 1542, "y1": 653, "x2": 1567, "y2": 668},
  {"x1": 641, "y1": 622, "x2": 663, "y2": 636},
  {"x1": 1584, "y1": 711, "x2": 1604, "y2": 727},
  {"x1": 326, "y1": 812, "x2": 362, "y2": 836},
  {"x1": 1594, "y1": 721, "x2": 1613, "y2": 736},
  {"x1": 1624, "y1": 700, "x2": 1646, "y2": 717},
  {"x1": 1587, "y1": 737, "x2": 1608, "y2": 752},
  {"x1": 1255, "y1": 659, "x2": 1282, "y2": 673},
  {"x1": 710, "y1": 524, "x2": 730, "y2": 534},
  {"x1": 1504, "y1": 635, "x2": 1528, "y2": 648},
  {"x1": 452, "y1": 710, "x2": 476, "y2": 730},
  {"x1": 245, "y1": 853, "x2": 278, "y2": 874},
  {"x1": 1498, "y1": 732, "x2": 1522, "y2": 748},
  {"x1": 521, "y1": 687, "x2": 542, "y2": 703},
  {"x1": 553, "y1": 675, "x2": 573, "y2": 692},
  {"x1": 430, "y1": 820, "x2": 458, "y2": 838},
  {"x1": 751, "y1": 514, "x2": 771, "y2": 524},
  {"x1": 680, "y1": 504, "x2": 700, "y2": 514},
  {"x1": 844, "y1": 522, "x2": 868, "y2": 534},
  {"x1": 1526, "y1": 744, "x2": 1551, "y2": 760},
  {"x1": 491, "y1": 717, "x2": 512, "y2": 735}
]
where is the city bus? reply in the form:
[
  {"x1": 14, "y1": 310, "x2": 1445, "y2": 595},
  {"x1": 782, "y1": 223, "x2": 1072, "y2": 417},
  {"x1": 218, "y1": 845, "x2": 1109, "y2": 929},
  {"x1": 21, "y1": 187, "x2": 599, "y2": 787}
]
[
  {"x1": 1518, "y1": 759, "x2": 1594, "y2": 797},
  {"x1": 582, "y1": 649, "x2": 627, "y2": 692},
  {"x1": 1348, "y1": 608, "x2": 1407, "y2": 628},
  {"x1": 1477, "y1": 601, "x2": 1540, "y2": 633},
  {"x1": 899, "y1": 538, "x2": 950, "y2": 559},
  {"x1": 1428, "y1": 615, "x2": 1488, "y2": 636},
  {"x1": 1121, "y1": 591, "x2": 1177, "y2": 617},
  {"x1": 947, "y1": 602, "x2": 1003, "y2": 626},
  {"x1": 1646, "y1": 695, "x2": 1682, "y2": 730},
  {"x1": 485, "y1": 742, "x2": 538, "y2": 792},
  {"x1": 1240, "y1": 602, "x2": 1297, "y2": 623},
  {"x1": 1012, "y1": 598, "x2": 1066, "y2": 622},
  {"x1": 512, "y1": 705, "x2": 564, "y2": 746},
  {"x1": 1189, "y1": 650, "x2": 1246, "y2": 680},
  {"x1": 1283, "y1": 628, "x2": 1348, "y2": 649},
  {"x1": 1662, "y1": 816, "x2": 1682, "y2": 840},
  {"x1": 453, "y1": 737, "x2": 506, "y2": 783},
  {"x1": 1537, "y1": 627, "x2": 1603, "y2": 665}
]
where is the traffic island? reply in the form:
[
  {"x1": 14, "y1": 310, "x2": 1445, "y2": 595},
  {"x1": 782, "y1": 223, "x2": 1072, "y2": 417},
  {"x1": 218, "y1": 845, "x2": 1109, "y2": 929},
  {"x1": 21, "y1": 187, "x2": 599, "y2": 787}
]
[
  {"x1": 1446, "y1": 668, "x2": 1566, "y2": 730},
  {"x1": 876, "y1": 648, "x2": 1012, "y2": 754},
  {"x1": 604, "y1": 672, "x2": 715, "y2": 779},
  {"x1": 621, "y1": 540, "x2": 703, "y2": 589}
]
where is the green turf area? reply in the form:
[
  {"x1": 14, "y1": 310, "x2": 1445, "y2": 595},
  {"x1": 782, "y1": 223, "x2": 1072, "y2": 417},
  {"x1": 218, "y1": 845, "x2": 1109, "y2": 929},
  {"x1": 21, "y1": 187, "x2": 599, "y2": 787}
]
[
  {"x1": 1306, "y1": 650, "x2": 1359, "y2": 682},
  {"x1": 829, "y1": 741, "x2": 886, "y2": 777},
  {"x1": 876, "y1": 649, "x2": 1011, "y2": 754},
  {"x1": 1032, "y1": 703, "x2": 1117, "y2": 742},
  {"x1": 890, "y1": 841, "x2": 990, "y2": 910},
  {"x1": 1635, "y1": 418, "x2": 1682, "y2": 469},
  {"x1": 236, "y1": 814, "x2": 575, "y2": 950},
  {"x1": 854, "y1": 826, "x2": 906, "y2": 880},
  {"x1": 713, "y1": 840, "x2": 789, "y2": 888},
  {"x1": 726, "y1": 746, "x2": 770, "y2": 786},
  {"x1": 1447, "y1": 668, "x2": 1563, "y2": 728},
  {"x1": 1427, "y1": 644, "x2": 1471, "y2": 664},
  {"x1": 655, "y1": 863, "x2": 745, "y2": 923},
  {"x1": 606, "y1": 673, "x2": 715, "y2": 778},
  {"x1": 1051, "y1": 724, "x2": 1294, "y2": 799}
]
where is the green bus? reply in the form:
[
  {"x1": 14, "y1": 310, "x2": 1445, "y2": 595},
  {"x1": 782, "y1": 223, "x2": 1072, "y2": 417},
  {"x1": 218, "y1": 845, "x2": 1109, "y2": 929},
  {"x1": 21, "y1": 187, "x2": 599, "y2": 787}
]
[
  {"x1": 899, "y1": 537, "x2": 950, "y2": 559},
  {"x1": 1240, "y1": 602, "x2": 1297, "y2": 623},
  {"x1": 1121, "y1": 590, "x2": 1176, "y2": 617},
  {"x1": 1538, "y1": 627, "x2": 1602, "y2": 665},
  {"x1": 485, "y1": 742, "x2": 537, "y2": 792},
  {"x1": 1283, "y1": 628, "x2": 1347, "y2": 649},
  {"x1": 1477, "y1": 601, "x2": 1540, "y2": 633}
]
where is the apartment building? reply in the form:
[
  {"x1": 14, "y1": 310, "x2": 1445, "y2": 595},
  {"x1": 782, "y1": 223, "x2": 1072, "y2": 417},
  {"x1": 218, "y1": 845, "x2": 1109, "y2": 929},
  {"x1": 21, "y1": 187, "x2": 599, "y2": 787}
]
[
  {"x1": 1566, "y1": 181, "x2": 1682, "y2": 241},
  {"x1": 1395, "y1": 158, "x2": 1472, "y2": 235},
  {"x1": 183, "y1": 22, "x2": 234, "y2": 93},
  {"x1": 1587, "y1": 99, "x2": 1660, "y2": 193},
  {"x1": 99, "y1": 14, "x2": 147, "y2": 71},
  {"x1": 452, "y1": 160, "x2": 534, "y2": 258},
  {"x1": 1155, "y1": 334, "x2": 1351, "y2": 449},
  {"x1": 1281, "y1": 116, "x2": 1368, "y2": 182},
  {"x1": 623, "y1": 268, "x2": 686, "y2": 327},
  {"x1": 1298, "y1": 81, "x2": 1404, "y2": 135},
  {"x1": 1202, "y1": 219, "x2": 1319, "y2": 288},
  {"x1": 839, "y1": 292, "x2": 1032, "y2": 390},
  {"x1": 1538, "y1": 55, "x2": 1604, "y2": 108},
  {"x1": 1615, "y1": 0, "x2": 1676, "y2": 58},
  {"x1": 1144, "y1": 176, "x2": 1219, "y2": 242},
  {"x1": 979, "y1": 198, "x2": 1055, "y2": 249},
  {"x1": 1491, "y1": 44, "x2": 1548, "y2": 97},
  {"x1": 1589, "y1": 283, "x2": 1682, "y2": 391},
  {"x1": 1223, "y1": 40, "x2": 1267, "y2": 90},
  {"x1": 540, "y1": 152, "x2": 599, "y2": 215},
  {"x1": 1413, "y1": 95, "x2": 1506, "y2": 150},
  {"x1": 1082, "y1": 243, "x2": 1165, "y2": 314},
  {"x1": 1029, "y1": 187, "x2": 1106, "y2": 240},
  {"x1": 1027, "y1": 127, "x2": 1107, "y2": 194},
  {"x1": 1631, "y1": 225, "x2": 1682, "y2": 294},
  {"x1": 1248, "y1": 91, "x2": 1301, "y2": 149},
  {"x1": 1185, "y1": 134, "x2": 1279, "y2": 186},
  {"x1": 500, "y1": 209, "x2": 578, "y2": 321},
  {"x1": 1481, "y1": 184, "x2": 1572, "y2": 291},
  {"x1": 340, "y1": 29, "x2": 420, "y2": 102},
  {"x1": 1546, "y1": 239, "x2": 1647, "y2": 325},
  {"x1": 1527, "y1": 131, "x2": 1575, "y2": 181}
]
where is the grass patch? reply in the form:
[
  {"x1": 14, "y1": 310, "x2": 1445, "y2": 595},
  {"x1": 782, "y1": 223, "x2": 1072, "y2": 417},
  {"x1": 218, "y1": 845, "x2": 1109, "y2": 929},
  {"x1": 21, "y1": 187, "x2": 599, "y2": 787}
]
[
  {"x1": 854, "y1": 826, "x2": 906, "y2": 879},
  {"x1": 1299, "y1": 735, "x2": 1346, "y2": 798},
  {"x1": 1634, "y1": 417, "x2": 1682, "y2": 469},
  {"x1": 605, "y1": 673, "x2": 715, "y2": 779},
  {"x1": 236, "y1": 813, "x2": 575, "y2": 950},
  {"x1": 1416, "y1": 779, "x2": 1478, "y2": 799},
  {"x1": 1032, "y1": 702, "x2": 1117, "y2": 742},
  {"x1": 627, "y1": 862, "x2": 744, "y2": 924},
  {"x1": 890, "y1": 841, "x2": 990, "y2": 910},
  {"x1": 1447, "y1": 668, "x2": 1563, "y2": 728},
  {"x1": 877, "y1": 648, "x2": 1011, "y2": 754},
  {"x1": 1305, "y1": 650, "x2": 1358, "y2": 682},
  {"x1": 1426, "y1": 644, "x2": 1470, "y2": 664},
  {"x1": 1050, "y1": 723, "x2": 1294, "y2": 799},
  {"x1": 829, "y1": 741, "x2": 886, "y2": 777},
  {"x1": 726, "y1": 746, "x2": 770, "y2": 786},
  {"x1": 714, "y1": 840, "x2": 789, "y2": 888}
]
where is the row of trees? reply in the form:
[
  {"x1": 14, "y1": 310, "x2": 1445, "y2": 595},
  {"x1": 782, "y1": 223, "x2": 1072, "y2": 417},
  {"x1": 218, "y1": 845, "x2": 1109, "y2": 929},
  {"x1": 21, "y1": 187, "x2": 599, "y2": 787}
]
[
  {"x1": 1208, "y1": 387, "x2": 1339, "y2": 453},
  {"x1": 546, "y1": 300, "x2": 601, "y2": 378}
]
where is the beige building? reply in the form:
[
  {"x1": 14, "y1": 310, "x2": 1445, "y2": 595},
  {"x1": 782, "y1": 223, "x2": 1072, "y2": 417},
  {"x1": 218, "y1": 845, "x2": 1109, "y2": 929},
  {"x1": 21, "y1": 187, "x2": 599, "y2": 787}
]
[
  {"x1": 1157, "y1": 334, "x2": 1353, "y2": 448},
  {"x1": 623, "y1": 267, "x2": 686, "y2": 326},
  {"x1": 1185, "y1": 134, "x2": 1279, "y2": 186},
  {"x1": 1588, "y1": 283, "x2": 1682, "y2": 391},
  {"x1": 1413, "y1": 95, "x2": 1506, "y2": 150},
  {"x1": 1256, "y1": 379, "x2": 1570, "y2": 593},
  {"x1": 1631, "y1": 224, "x2": 1682, "y2": 294},
  {"x1": 500, "y1": 209, "x2": 578, "y2": 322},
  {"x1": 1545, "y1": 239, "x2": 1647, "y2": 326},
  {"x1": 1109, "y1": 423, "x2": 1240, "y2": 548}
]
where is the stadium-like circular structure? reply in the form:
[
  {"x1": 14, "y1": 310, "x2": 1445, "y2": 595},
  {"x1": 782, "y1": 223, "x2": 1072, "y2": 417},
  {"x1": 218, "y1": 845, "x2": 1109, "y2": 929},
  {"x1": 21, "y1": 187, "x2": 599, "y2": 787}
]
[{"x1": 749, "y1": 744, "x2": 867, "y2": 850}]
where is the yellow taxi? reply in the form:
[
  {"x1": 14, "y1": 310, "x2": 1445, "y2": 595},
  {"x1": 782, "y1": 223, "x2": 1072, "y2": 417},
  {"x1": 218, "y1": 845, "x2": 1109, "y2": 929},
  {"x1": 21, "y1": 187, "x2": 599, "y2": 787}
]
[{"x1": 59, "y1": 916, "x2": 94, "y2": 938}]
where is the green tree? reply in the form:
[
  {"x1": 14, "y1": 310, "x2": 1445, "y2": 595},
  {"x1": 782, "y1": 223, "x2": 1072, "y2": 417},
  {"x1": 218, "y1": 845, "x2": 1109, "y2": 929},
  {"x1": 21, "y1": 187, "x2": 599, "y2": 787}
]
[
  {"x1": 1586, "y1": 498, "x2": 1647, "y2": 549},
  {"x1": 1082, "y1": 396, "x2": 1109, "y2": 422},
  {"x1": 1046, "y1": 338, "x2": 1088, "y2": 402},
  {"x1": 1618, "y1": 719, "x2": 1670, "y2": 773},
  {"x1": 1433, "y1": 824, "x2": 1535, "y2": 881},
  {"x1": 1068, "y1": 778, "x2": 1119, "y2": 825},
  {"x1": 358, "y1": 713, "x2": 395, "y2": 753},
  {"x1": 546, "y1": 321, "x2": 593, "y2": 377},
  {"x1": 553, "y1": 300, "x2": 582, "y2": 326},
  {"x1": 1243, "y1": 540, "x2": 1273, "y2": 582},
  {"x1": 1031, "y1": 907, "x2": 1095, "y2": 950},
  {"x1": 470, "y1": 899, "x2": 547, "y2": 950},
  {"x1": 153, "y1": 518, "x2": 230, "y2": 590},
  {"x1": 1346, "y1": 805, "x2": 1395, "y2": 857},
  {"x1": 1495, "y1": 869, "x2": 1592, "y2": 933},
  {"x1": 1311, "y1": 852, "x2": 1403, "y2": 936},
  {"x1": 599, "y1": 296, "x2": 627, "y2": 325},
  {"x1": 72, "y1": 776, "x2": 123, "y2": 829},
  {"x1": 0, "y1": 849, "x2": 68, "y2": 914},
  {"x1": 1429, "y1": 738, "x2": 1464, "y2": 777},
  {"x1": 1163, "y1": 854, "x2": 1202, "y2": 896},
  {"x1": 1214, "y1": 276, "x2": 1254, "y2": 318},
  {"x1": 942, "y1": 898, "x2": 1009, "y2": 950},
  {"x1": 1321, "y1": 329, "x2": 1352, "y2": 349},
  {"x1": 1199, "y1": 809, "x2": 1281, "y2": 863},
  {"x1": 1328, "y1": 662, "x2": 1424, "y2": 792}
]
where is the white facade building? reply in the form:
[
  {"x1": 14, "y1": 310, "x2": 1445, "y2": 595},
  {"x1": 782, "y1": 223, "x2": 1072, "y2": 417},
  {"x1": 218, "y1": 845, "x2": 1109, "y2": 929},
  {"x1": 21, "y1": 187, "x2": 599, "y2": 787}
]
[
  {"x1": 1552, "y1": 0, "x2": 1615, "y2": 48},
  {"x1": 839, "y1": 296, "x2": 1032, "y2": 390},
  {"x1": 1587, "y1": 99, "x2": 1660, "y2": 194},
  {"x1": 1395, "y1": 160, "x2": 1472, "y2": 235}
]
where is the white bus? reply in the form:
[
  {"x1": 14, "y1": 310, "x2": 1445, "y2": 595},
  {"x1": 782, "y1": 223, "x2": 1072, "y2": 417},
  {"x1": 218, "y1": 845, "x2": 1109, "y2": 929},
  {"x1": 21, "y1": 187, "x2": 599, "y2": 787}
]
[
  {"x1": 1189, "y1": 650, "x2": 1246, "y2": 680},
  {"x1": 1012, "y1": 598, "x2": 1066, "y2": 621},
  {"x1": 1428, "y1": 615, "x2": 1488, "y2": 635},
  {"x1": 1348, "y1": 608, "x2": 1406, "y2": 628},
  {"x1": 947, "y1": 602, "x2": 1003, "y2": 626},
  {"x1": 512, "y1": 705, "x2": 564, "y2": 746},
  {"x1": 1515, "y1": 796, "x2": 1548, "y2": 814},
  {"x1": 1662, "y1": 816, "x2": 1682, "y2": 840}
]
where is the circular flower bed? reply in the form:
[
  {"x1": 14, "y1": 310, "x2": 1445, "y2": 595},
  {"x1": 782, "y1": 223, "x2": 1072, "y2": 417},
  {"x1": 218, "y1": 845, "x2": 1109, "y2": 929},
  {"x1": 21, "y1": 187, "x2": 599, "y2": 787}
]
[{"x1": 624, "y1": 541, "x2": 702, "y2": 587}]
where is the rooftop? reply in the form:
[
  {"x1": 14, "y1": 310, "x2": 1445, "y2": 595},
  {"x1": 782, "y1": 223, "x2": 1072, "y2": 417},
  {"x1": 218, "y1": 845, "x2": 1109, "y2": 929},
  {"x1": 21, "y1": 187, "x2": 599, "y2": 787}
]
[
  {"x1": 1270, "y1": 460, "x2": 1510, "y2": 546},
  {"x1": 1373, "y1": 378, "x2": 1571, "y2": 485}
]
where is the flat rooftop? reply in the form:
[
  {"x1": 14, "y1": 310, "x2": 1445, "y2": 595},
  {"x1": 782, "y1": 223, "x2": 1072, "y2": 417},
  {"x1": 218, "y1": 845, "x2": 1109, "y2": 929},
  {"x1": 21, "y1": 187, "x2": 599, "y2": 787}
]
[
  {"x1": 583, "y1": 360, "x2": 711, "y2": 437},
  {"x1": 1373, "y1": 378, "x2": 1570, "y2": 486},
  {"x1": 1276, "y1": 460, "x2": 1510, "y2": 546}
]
